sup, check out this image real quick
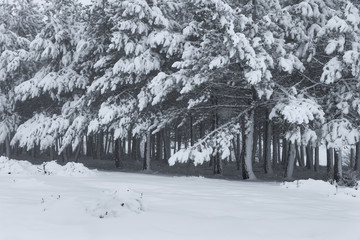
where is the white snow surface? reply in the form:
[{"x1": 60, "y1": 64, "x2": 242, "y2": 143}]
[
  {"x1": 0, "y1": 157, "x2": 96, "y2": 176},
  {"x1": 1, "y1": 159, "x2": 360, "y2": 240}
]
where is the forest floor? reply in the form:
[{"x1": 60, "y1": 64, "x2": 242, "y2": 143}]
[
  {"x1": 1, "y1": 157, "x2": 360, "y2": 240},
  {"x1": 13, "y1": 151, "x2": 360, "y2": 183}
]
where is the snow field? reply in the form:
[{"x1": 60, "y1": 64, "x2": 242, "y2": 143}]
[{"x1": 0, "y1": 158, "x2": 360, "y2": 240}]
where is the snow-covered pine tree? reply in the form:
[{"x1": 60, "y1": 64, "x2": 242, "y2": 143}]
[
  {"x1": 165, "y1": 0, "x2": 303, "y2": 179},
  {"x1": 86, "y1": 0, "x2": 183, "y2": 169},
  {"x1": 0, "y1": 0, "x2": 44, "y2": 157},
  {"x1": 11, "y1": 0, "x2": 89, "y2": 158}
]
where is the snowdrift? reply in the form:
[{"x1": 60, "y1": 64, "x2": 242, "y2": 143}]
[
  {"x1": 0, "y1": 156, "x2": 96, "y2": 176},
  {"x1": 86, "y1": 188, "x2": 145, "y2": 218},
  {"x1": 281, "y1": 179, "x2": 359, "y2": 198}
]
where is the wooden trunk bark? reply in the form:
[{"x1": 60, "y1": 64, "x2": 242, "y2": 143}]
[
  {"x1": 300, "y1": 144, "x2": 305, "y2": 167},
  {"x1": 281, "y1": 138, "x2": 288, "y2": 167},
  {"x1": 350, "y1": 148, "x2": 355, "y2": 169},
  {"x1": 264, "y1": 112, "x2": 273, "y2": 174},
  {"x1": 334, "y1": 149, "x2": 343, "y2": 183},
  {"x1": 5, "y1": 135, "x2": 11, "y2": 158},
  {"x1": 156, "y1": 132, "x2": 162, "y2": 161},
  {"x1": 144, "y1": 130, "x2": 152, "y2": 170},
  {"x1": 355, "y1": 142, "x2": 360, "y2": 171},
  {"x1": 163, "y1": 127, "x2": 171, "y2": 164},
  {"x1": 306, "y1": 143, "x2": 313, "y2": 170},
  {"x1": 326, "y1": 147, "x2": 334, "y2": 179},
  {"x1": 243, "y1": 111, "x2": 256, "y2": 179},
  {"x1": 314, "y1": 145, "x2": 319, "y2": 172},
  {"x1": 285, "y1": 142, "x2": 296, "y2": 179}
]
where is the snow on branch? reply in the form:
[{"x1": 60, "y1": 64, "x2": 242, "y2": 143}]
[
  {"x1": 14, "y1": 67, "x2": 88, "y2": 101},
  {"x1": 322, "y1": 119, "x2": 360, "y2": 150},
  {"x1": 11, "y1": 114, "x2": 69, "y2": 151},
  {"x1": 270, "y1": 96, "x2": 325, "y2": 125}
]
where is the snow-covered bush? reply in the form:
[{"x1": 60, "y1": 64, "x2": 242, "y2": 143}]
[{"x1": 86, "y1": 188, "x2": 145, "y2": 218}]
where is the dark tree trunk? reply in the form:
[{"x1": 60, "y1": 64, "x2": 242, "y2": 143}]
[
  {"x1": 285, "y1": 142, "x2": 296, "y2": 179},
  {"x1": 5, "y1": 135, "x2": 11, "y2": 158},
  {"x1": 86, "y1": 136, "x2": 92, "y2": 157},
  {"x1": 252, "y1": 124, "x2": 258, "y2": 164},
  {"x1": 96, "y1": 132, "x2": 104, "y2": 160},
  {"x1": 157, "y1": 131, "x2": 163, "y2": 161},
  {"x1": 49, "y1": 145, "x2": 55, "y2": 161},
  {"x1": 144, "y1": 130, "x2": 152, "y2": 170},
  {"x1": 104, "y1": 133, "x2": 109, "y2": 156},
  {"x1": 334, "y1": 149, "x2": 343, "y2": 183},
  {"x1": 163, "y1": 127, "x2": 171, "y2": 164},
  {"x1": 114, "y1": 139, "x2": 121, "y2": 168},
  {"x1": 127, "y1": 130, "x2": 132, "y2": 156},
  {"x1": 74, "y1": 144, "x2": 81, "y2": 163},
  {"x1": 281, "y1": 138, "x2": 288, "y2": 167},
  {"x1": 151, "y1": 134, "x2": 155, "y2": 160},
  {"x1": 350, "y1": 148, "x2": 355, "y2": 169},
  {"x1": 234, "y1": 133, "x2": 241, "y2": 171},
  {"x1": 314, "y1": 145, "x2": 319, "y2": 172},
  {"x1": 327, "y1": 147, "x2": 334, "y2": 179},
  {"x1": 296, "y1": 141, "x2": 304, "y2": 167},
  {"x1": 272, "y1": 125, "x2": 279, "y2": 167},
  {"x1": 306, "y1": 143, "x2": 313, "y2": 170},
  {"x1": 264, "y1": 111, "x2": 273, "y2": 174},
  {"x1": 177, "y1": 127, "x2": 182, "y2": 153},
  {"x1": 355, "y1": 142, "x2": 360, "y2": 171},
  {"x1": 190, "y1": 114, "x2": 194, "y2": 146},
  {"x1": 212, "y1": 99, "x2": 222, "y2": 175}
]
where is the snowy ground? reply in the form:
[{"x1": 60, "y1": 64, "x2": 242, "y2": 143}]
[{"x1": 1, "y1": 158, "x2": 360, "y2": 240}]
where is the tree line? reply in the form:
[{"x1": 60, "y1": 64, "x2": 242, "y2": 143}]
[{"x1": 1, "y1": 0, "x2": 360, "y2": 183}]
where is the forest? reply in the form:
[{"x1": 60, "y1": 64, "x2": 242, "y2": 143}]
[{"x1": 1, "y1": 0, "x2": 360, "y2": 184}]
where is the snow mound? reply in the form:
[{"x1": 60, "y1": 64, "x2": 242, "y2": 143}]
[
  {"x1": 0, "y1": 156, "x2": 38, "y2": 175},
  {"x1": 0, "y1": 157, "x2": 96, "y2": 176},
  {"x1": 41, "y1": 161, "x2": 96, "y2": 176},
  {"x1": 87, "y1": 188, "x2": 145, "y2": 218},
  {"x1": 281, "y1": 179, "x2": 360, "y2": 198}
]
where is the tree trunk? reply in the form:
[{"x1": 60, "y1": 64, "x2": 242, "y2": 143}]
[
  {"x1": 300, "y1": 144, "x2": 305, "y2": 167},
  {"x1": 49, "y1": 145, "x2": 55, "y2": 161},
  {"x1": 243, "y1": 111, "x2": 256, "y2": 180},
  {"x1": 306, "y1": 143, "x2": 313, "y2": 170},
  {"x1": 5, "y1": 135, "x2": 11, "y2": 158},
  {"x1": 355, "y1": 142, "x2": 360, "y2": 171},
  {"x1": 350, "y1": 147, "x2": 355, "y2": 169},
  {"x1": 314, "y1": 145, "x2": 319, "y2": 172},
  {"x1": 114, "y1": 139, "x2": 121, "y2": 168},
  {"x1": 334, "y1": 149, "x2": 343, "y2": 183},
  {"x1": 190, "y1": 114, "x2": 194, "y2": 146},
  {"x1": 86, "y1": 136, "x2": 92, "y2": 157},
  {"x1": 285, "y1": 141, "x2": 296, "y2": 179},
  {"x1": 127, "y1": 130, "x2": 132, "y2": 156},
  {"x1": 144, "y1": 130, "x2": 152, "y2": 171},
  {"x1": 96, "y1": 132, "x2": 104, "y2": 160},
  {"x1": 252, "y1": 125, "x2": 258, "y2": 163},
  {"x1": 104, "y1": 133, "x2": 109, "y2": 156},
  {"x1": 296, "y1": 141, "x2": 304, "y2": 167},
  {"x1": 74, "y1": 144, "x2": 81, "y2": 163},
  {"x1": 156, "y1": 131, "x2": 163, "y2": 161},
  {"x1": 264, "y1": 111, "x2": 273, "y2": 174},
  {"x1": 282, "y1": 138, "x2": 288, "y2": 167},
  {"x1": 215, "y1": 152, "x2": 222, "y2": 174},
  {"x1": 327, "y1": 147, "x2": 334, "y2": 179},
  {"x1": 272, "y1": 125, "x2": 278, "y2": 167},
  {"x1": 177, "y1": 127, "x2": 182, "y2": 153},
  {"x1": 163, "y1": 127, "x2": 171, "y2": 164},
  {"x1": 234, "y1": 133, "x2": 241, "y2": 171}
]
